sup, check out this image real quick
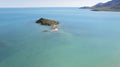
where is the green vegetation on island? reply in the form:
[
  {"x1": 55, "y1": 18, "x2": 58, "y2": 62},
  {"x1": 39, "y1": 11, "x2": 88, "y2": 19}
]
[
  {"x1": 36, "y1": 18, "x2": 59, "y2": 32},
  {"x1": 36, "y1": 18, "x2": 59, "y2": 26}
]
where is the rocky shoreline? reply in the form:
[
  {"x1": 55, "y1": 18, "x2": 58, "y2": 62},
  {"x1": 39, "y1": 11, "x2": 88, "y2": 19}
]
[{"x1": 36, "y1": 18, "x2": 59, "y2": 32}]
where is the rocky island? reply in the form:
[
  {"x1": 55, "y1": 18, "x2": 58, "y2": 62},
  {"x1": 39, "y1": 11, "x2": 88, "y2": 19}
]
[
  {"x1": 36, "y1": 18, "x2": 59, "y2": 32},
  {"x1": 80, "y1": 0, "x2": 120, "y2": 12}
]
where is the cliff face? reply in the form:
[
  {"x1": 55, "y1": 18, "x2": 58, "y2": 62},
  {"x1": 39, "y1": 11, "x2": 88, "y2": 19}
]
[{"x1": 91, "y1": 0, "x2": 120, "y2": 11}]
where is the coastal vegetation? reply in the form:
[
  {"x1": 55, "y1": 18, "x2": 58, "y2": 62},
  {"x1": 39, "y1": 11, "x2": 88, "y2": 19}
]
[
  {"x1": 36, "y1": 18, "x2": 59, "y2": 31},
  {"x1": 80, "y1": 0, "x2": 120, "y2": 12},
  {"x1": 36, "y1": 18, "x2": 59, "y2": 26}
]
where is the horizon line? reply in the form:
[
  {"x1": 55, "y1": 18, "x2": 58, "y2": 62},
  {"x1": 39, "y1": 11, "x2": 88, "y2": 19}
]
[{"x1": 0, "y1": 6, "x2": 90, "y2": 8}]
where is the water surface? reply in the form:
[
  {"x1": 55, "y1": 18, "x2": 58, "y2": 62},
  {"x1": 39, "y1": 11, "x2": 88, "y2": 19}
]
[{"x1": 0, "y1": 7, "x2": 120, "y2": 67}]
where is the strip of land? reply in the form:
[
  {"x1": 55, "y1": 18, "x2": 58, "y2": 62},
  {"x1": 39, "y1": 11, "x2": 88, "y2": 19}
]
[{"x1": 80, "y1": 0, "x2": 120, "y2": 12}]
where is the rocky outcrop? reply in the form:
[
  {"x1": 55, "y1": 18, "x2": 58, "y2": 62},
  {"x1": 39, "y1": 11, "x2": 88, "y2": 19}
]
[
  {"x1": 36, "y1": 18, "x2": 59, "y2": 26},
  {"x1": 36, "y1": 18, "x2": 59, "y2": 32}
]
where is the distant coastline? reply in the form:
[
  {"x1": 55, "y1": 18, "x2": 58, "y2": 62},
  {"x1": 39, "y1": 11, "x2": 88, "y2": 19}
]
[{"x1": 80, "y1": 0, "x2": 120, "y2": 12}]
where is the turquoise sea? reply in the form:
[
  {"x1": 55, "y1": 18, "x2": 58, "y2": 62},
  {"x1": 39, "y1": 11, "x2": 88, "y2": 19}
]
[{"x1": 0, "y1": 7, "x2": 120, "y2": 67}]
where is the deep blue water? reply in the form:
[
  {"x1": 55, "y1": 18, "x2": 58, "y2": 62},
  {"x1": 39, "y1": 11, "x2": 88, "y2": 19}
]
[{"x1": 0, "y1": 7, "x2": 120, "y2": 67}]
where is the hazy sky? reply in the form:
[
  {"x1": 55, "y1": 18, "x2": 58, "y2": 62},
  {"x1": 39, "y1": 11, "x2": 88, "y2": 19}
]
[{"x1": 0, "y1": 0, "x2": 110, "y2": 7}]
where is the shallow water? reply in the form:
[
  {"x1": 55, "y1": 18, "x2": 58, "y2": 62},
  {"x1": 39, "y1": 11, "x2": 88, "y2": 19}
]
[{"x1": 0, "y1": 7, "x2": 120, "y2": 67}]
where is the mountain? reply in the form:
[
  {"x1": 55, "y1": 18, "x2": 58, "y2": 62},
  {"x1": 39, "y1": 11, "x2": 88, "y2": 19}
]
[
  {"x1": 91, "y1": 0, "x2": 120, "y2": 11},
  {"x1": 80, "y1": 0, "x2": 120, "y2": 12}
]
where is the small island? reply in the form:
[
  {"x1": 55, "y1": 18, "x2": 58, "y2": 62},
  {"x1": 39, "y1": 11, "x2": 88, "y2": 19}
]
[
  {"x1": 80, "y1": 0, "x2": 120, "y2": 12},
  {"x1": 36, "y1": 18, "x2": 59, "y2": 32}
]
